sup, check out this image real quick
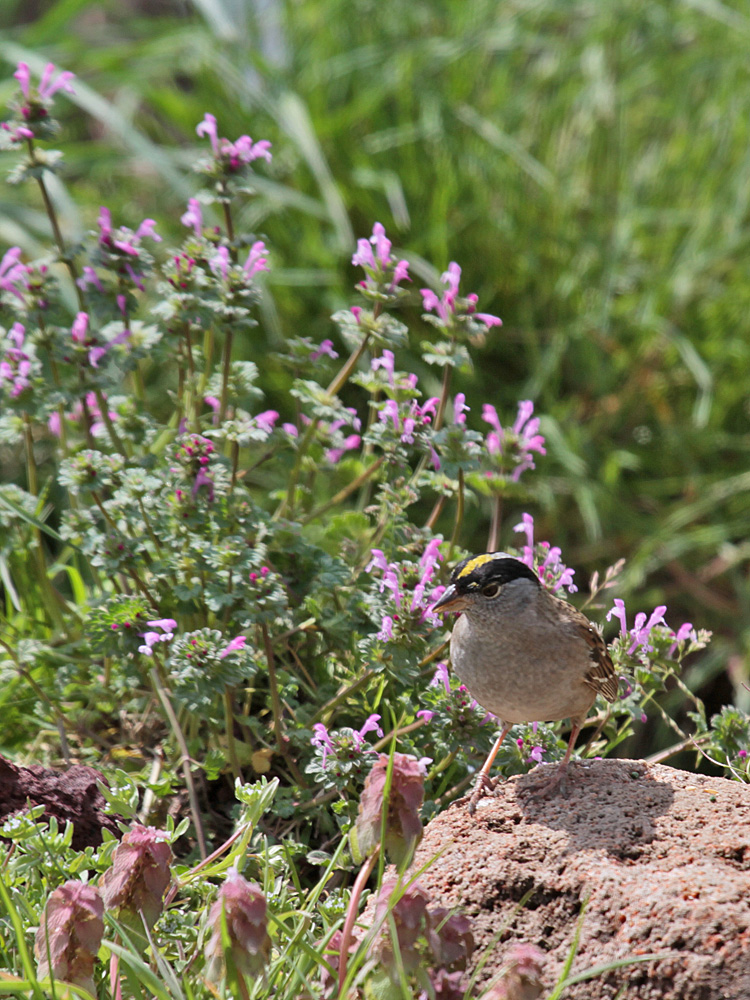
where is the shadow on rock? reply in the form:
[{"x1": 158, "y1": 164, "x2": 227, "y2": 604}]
[{"x1": 514, "y1": 758, "x2": 675, "y2": 859}]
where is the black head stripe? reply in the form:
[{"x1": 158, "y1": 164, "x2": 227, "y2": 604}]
[{"x1": 450, "y1": 552, "x2": 539, "y2": 590}]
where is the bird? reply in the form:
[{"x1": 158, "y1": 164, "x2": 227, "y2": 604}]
[{"x1": 432, "y1": 551, "x2": 618, "y2": 813}]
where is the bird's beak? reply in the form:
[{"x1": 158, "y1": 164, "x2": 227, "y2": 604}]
[{"x1": 432, "y1": 584, "x2": 470, "y2": 614}]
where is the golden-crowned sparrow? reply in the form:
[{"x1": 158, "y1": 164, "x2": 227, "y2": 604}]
[{"x1": 432, "y1": 551, "x2": 618, "y2": 813}]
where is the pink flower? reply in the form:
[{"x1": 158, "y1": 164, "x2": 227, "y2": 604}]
[
  {"x1": 14, "y1": 62, "x2": 75, "y2": 102},
  {"x1": 13, "y1": 63, "x2": 31, "y2": 99},
  {"x1": 378, "y1": 615, "x2": 394, "y2": 641},
  {"x1": 243, "y1": 241, "x2": 269, "y2": 277},
  {"x1": 88, "y1": 327, "x2": 131, "y2": 369},
  {"x1": 219, "y1": 635, "x2": 246, "y2": 658},
  {"x1": 310, "y1": 338, "x2": 338, "y2": 360},
  {"x1": 181, "y1": 198, "x2": 203, "y2": 236},
  {"x1": 430, "y1": 662, "x2": 451, "y2": 694},
  {"x1": 209, "y1": 245, "x2": 230, "y2": 282},
  {"x1": 352, "y1": 222, "x2": 410, "y2": 293},
  {"x1": 453, "y1": 393, "x2": 468, "y2": 424},
  {"x1": 38, "y1": 63, "x2": 75, "y2": 100},
  {"x1": 372, "y1": 349, "x2": 395, "y2": 383},
  {"x1": 71, "y1": 312, "x2": 88, "y2": 344},
  {"x1": 196, "y1": 112, "x2": 219, "y2": 154},
  {"x1": 421, "y1": 261, "x2": 501, "y2": 331},
  {"x1": 668, "y1": 622, "x2": 695, "y2": 656},
  {"x1": 0, "y1": 246, "x2": 26, "y2": 301},
  {"x1": 513, "y1": 513, "x2": 535, "y2": 566},
  {"x1": 135, "y1": 218, "x2": 161, "y2": 242},
  {"x1": 254, "y1": 409, "x2": 278, "y2": 433}
]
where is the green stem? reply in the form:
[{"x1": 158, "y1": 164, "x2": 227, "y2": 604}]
[
  {"x1": 274, "y1": 417, "x2": 320, "y2": 520},
  {"x1": 223, "y1": 686, "x2": 243, "y2": 784},
  {"x1": 449, "y1": 468, "x2": 465, "y2": 558},
  {"x1": 149, "y1": 664, "x2": 207, "y2": 858},
  {"x1": 433, "y1": 352, "x2": 455, "y2": 432},
  {"x1": 261, "y1": 623, "x2": 285, "y2": 756},
  {"x1": 308, "y1": 669, "x2": 376, "y2": 726},
  {"x1": 92, "y1": 387, "x2": 129, "y2": 457},
  {"x1": 326, "y1": 328, "x2": 374, "y2": 397},
  {"x1": 301, "y1": 456, "x2": 385, "y2": 525},
  {"x1": 221, "y1": 192, "x2": 235, "y2": 246},
  {"x1": 137, "y1": 498, "x2": 163, "y2": 552},
  {"x1": 219, "y1": 329, "x2": 233, "y2": 424},
  {"x1": 26, "y1": 139, "x2": 84, "y2": 308},
  {"x1": 230, "y1": 440, "x2": 240, "y2": 493},
  {"x1": 22, "y1": 412, "x2": 64, "y2": 630},
  {"x1": 487, "y1": 491, "x2": 502, "y2": 552}
]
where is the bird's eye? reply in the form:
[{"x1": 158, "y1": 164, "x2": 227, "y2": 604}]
[{"x1": 482, "y1": 582, "x2": 501, "y2": 598}]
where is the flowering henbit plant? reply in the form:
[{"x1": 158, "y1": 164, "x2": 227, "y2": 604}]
[{"x1": 0, "y1": 57, "x2": 745, "y2": 1000}]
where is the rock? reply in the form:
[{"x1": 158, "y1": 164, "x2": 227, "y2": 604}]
[
  {"x1": 0, "y1": 754, "x2": 120, "y2": 850},
  {"x1": 414, "y1": 759, "x2": 750, "y2": 999}
]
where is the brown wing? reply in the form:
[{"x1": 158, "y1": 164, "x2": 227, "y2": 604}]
[
  {"x1": 581, "y1": 626, "x2": 619, "y2": 703},
  {"x1": 554, "y1": 598, "x2": 619, "y2": 703}
]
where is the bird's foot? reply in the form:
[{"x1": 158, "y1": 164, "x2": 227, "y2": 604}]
[
  {"x1": 467, "y1": 772, "x2": 497, "y2": 815},
  {"x1": 523, "y1": 761, "x2": 571, "y2": 801}
]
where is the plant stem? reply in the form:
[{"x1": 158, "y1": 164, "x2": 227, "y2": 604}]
[
  {"x1": 93, "y1": 387, "x2": 129, "y2": 457},
  {"x1": 223, "y1": 686, "x2": 243, "y2": 784},
  {"x1": 261, "y1": 623, "x2": 285, "y2": 756},
  {"x1": 308, "y1": 669, "x2": 376, "y2": 725},
  {"x1": 301, "y1": 456, "x2": 385, "y2": 524},
  {"x1": 326, "y1": 329, "x2": 373, "y2": 397},
  {"x1": 424, "y1": 494, "x2": 446, "y2": 530},
  {"x1": 149, "y1": 665, "x2": 207, "y2": 858},
  {"x1": 433, "y1": 353, "x2": 454, "y2": 432},
  {"x1": 22, "y1": 412, "x2": 64, "y2": 630},
  {"x1": 26, "y1": 137, "x2": 84, "y2": 307},
  {"x1": 646, "y1": 733, "x2": 710, "y2": 765},
  {"x1": 338, "y1": 849, "x2": 379, "y2": 994},
  {"x1": 230, "y1": 440, "x2": 240, "y2": 493},
  {"x1": 219, "y1": 328, "x2": 233, "y2": 424},
  {"x1": 448, "y1": 468, "x2": 465, "y2": 557},
  {"x1": 487, "y1": 492, "x2": 502, "y2": 552}
]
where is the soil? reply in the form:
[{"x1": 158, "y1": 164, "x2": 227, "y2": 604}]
[{"x1": 414, "y1": 759, "x2": 750, "y2": 1000}]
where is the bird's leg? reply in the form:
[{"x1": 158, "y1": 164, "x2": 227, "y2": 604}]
[
  {"x1": 468, "y1": 722, "x2": 512, "y2": 814},
  {"x1": 526, "y1": 718, "x2": 583, "y2": 799}
]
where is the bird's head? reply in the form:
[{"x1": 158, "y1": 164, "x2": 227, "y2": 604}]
[{"x1": 432, "y1": 551, "x2": 540, "y2": 614}]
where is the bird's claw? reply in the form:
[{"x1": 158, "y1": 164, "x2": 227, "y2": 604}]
[{"x1": 467, "y1": 772, "x2": 496, "y2": 815}]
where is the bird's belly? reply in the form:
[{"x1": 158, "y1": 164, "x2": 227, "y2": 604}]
[{"x1": 450, "y1": 625, "x2": 591, "y2": 723}]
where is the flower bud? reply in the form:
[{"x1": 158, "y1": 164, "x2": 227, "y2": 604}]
[
  {"x1": 485, "y1": 943, "x2": 545, "y2": 1000},
  {"x1": 35, "y1": 881, "x2": 103, "y2": 994},
  {"x1": 427, "y1": 906, "x2": 474, "y2": 970},
  {"x1": 355, "y1": 752, "x2": 426, "y2": 867},
  {"x1": 100, "y1": 825, "x2": 172, "y2": 931},
  {"x1": 204, "y1": 869, "x2": 271, "y2": 982},
  {"x1": 372, "y1": 878, "x2": 431, "y2": 974}
]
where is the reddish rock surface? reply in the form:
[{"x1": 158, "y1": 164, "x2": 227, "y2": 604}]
[
  {"x1": 415, "y1": 759, "x2": 750, "y2": 999},
  {"x1": 0, "y1": 754, "x2": 120, "y2": 850}
]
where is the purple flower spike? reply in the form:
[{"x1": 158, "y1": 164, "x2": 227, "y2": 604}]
[
  {"x1": 38, "y1": 63, "x2": 75, "y2": 100},
  {"x1": 196, "y1": 112, "x2": 219, "y2": 154},
  {"x1": 13, "y1": 63, "x2": 31, "y2": 99}
]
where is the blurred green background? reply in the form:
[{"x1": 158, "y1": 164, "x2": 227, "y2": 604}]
[{"x1": 2, "y1": 0, "x2": 749, "y2": 756}]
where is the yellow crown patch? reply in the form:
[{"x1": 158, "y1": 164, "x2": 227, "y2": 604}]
[{"x1": 456, "y1": 553, "x2": 498, "y2": 578}]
